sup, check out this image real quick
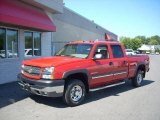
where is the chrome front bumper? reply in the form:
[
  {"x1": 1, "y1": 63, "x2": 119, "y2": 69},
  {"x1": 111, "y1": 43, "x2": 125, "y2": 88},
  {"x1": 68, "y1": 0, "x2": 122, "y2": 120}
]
[{"x1": 17, "y1": 74, "x2": 64, "y2": 97}]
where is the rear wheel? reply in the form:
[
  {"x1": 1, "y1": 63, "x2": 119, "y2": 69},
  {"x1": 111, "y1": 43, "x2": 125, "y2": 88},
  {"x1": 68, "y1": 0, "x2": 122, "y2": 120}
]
[
  {"x1": 63, "y1": 79, "x2": 86, "y2": 107},
  {"x1": 132, "y1": 70, "x2": 143, "y2": 87}
]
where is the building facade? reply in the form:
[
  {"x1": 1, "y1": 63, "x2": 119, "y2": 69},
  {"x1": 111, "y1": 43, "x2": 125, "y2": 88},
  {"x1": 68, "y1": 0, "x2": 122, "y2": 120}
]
[{"x1": 0, "y1": 0, "x2": 117, "y2": 84}]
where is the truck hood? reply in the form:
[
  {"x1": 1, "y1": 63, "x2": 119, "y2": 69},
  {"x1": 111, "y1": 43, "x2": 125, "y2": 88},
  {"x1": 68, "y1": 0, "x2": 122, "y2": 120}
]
[{"x1": 23, "y1": 56, "x2": 84, "y2": 68}]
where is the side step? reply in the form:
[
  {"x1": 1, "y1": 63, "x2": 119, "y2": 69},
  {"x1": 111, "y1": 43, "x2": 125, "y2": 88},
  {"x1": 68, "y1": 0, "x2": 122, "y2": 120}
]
[{"x1": 89, "y1": 81, "x2": 125, "y2": 92}]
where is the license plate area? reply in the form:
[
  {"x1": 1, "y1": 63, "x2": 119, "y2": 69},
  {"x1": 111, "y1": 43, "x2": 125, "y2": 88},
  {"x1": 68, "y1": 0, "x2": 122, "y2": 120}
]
[
  {"x1": 23, "y1": 83, "x2": 31, "y2": 91},
  {"x1": 18, "y1": 81, "x2": 31, "y2": 91}
]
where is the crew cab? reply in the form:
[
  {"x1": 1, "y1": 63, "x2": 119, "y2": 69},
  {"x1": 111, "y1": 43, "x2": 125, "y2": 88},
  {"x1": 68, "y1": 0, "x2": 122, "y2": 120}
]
[{"x1": 18, "y1": 40, "x2": 150, "y2": 106}]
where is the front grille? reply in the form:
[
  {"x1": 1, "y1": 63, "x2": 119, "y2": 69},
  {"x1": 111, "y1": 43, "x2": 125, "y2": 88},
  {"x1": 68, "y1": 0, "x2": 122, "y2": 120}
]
[{"x1": 23, "y1": 65, "x2": 41, "y2": 76}]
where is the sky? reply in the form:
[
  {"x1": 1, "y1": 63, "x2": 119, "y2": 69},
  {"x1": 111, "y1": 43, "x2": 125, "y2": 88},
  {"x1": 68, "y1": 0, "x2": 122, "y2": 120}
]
[{"x1": 63, "y1": 0, "x2": 160, "y2": 38}]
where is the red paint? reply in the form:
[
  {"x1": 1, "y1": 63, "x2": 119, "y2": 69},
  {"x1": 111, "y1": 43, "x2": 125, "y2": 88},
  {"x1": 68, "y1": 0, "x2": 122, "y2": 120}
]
[
  {"x1": 0, "y1": 0, "x2": 56, "y2": 31},
  {"x1": 22, "y1": 41, "x2": 150, "y2": 88}
]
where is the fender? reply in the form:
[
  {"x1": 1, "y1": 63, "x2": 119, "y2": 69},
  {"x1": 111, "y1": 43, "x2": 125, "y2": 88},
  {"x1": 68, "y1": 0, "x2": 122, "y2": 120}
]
[
  {"x1": 134, "y1": 62, "x2": 146, "y2": 77},
  {"x1": 62, "y1": 69, "x2": 91, "y2": 80}
]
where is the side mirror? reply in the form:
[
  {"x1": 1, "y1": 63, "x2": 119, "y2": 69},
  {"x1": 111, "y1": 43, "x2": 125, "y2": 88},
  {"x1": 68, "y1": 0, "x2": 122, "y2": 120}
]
[{"x1": 93, "y1": 54, "x2": 103, "y2": 60}]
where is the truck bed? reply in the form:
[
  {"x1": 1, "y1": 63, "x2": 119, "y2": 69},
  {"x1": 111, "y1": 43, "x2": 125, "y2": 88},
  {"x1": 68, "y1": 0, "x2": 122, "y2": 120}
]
[{"x1": 126, "y1": 54, "x2": 149, "y2": 78}]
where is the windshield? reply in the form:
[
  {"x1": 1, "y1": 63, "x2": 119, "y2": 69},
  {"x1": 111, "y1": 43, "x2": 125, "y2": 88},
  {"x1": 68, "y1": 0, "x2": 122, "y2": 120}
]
[{"x1": 56, "y1": 44, "x2": 93, "y2": 58}]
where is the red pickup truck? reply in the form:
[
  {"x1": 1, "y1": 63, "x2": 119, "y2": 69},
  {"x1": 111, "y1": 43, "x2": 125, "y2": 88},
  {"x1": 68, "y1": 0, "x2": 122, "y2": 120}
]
[{"x1": 18, "y1": 40, "x2": 150, "y2": 106}]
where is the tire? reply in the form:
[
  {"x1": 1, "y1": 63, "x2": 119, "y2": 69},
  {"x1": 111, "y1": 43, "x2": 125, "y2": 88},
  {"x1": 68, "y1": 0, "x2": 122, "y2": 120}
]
[
  {"x1": 63, "y1": 79, "x2": 86, "y2": 107},
  {"x1": 132, "y1": 70, "x2": 143, "y2": 87}
]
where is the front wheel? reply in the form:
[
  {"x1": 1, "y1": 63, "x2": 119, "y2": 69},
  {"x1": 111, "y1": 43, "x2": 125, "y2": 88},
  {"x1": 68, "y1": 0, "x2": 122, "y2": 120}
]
[
  {"x1": 132, "y1": 70, "x2": 144, "y2": 87},
  {"x1": 63, "y1": 79, "x2": 86, "y2": 107}
]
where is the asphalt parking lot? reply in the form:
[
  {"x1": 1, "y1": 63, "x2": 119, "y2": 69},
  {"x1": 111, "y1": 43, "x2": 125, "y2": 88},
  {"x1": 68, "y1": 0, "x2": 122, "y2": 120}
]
[{"x1": 0, "y1": 55, "x2": 160, "y2": 120}]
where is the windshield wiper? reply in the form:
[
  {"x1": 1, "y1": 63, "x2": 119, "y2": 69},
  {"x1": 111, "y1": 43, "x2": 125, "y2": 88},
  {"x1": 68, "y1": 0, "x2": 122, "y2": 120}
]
[
  {"x1": 55, "y1": 54, "x2": 63, "y2": 56},
  {"x1": 64, "y1": 55, "x2": 76, "y2": 58},
  {"x1": 55, "y1": 54, "x2": 76, "y2": 58}
]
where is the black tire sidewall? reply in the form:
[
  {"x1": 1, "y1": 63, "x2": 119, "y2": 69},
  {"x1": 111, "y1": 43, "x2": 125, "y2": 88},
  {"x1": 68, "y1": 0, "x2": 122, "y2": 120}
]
[
  {"x1": 132, "y1": 70, "x2": 143, "y2": 87},
  {"x1": 63, "y1": 79, "x2": 86, "y2": 106}
]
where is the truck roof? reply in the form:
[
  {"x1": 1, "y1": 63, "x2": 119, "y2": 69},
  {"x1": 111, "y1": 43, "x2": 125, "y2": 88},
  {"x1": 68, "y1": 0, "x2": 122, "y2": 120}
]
[{"x1": 68, "y1": 40, "x2": 119, "y2": 45}]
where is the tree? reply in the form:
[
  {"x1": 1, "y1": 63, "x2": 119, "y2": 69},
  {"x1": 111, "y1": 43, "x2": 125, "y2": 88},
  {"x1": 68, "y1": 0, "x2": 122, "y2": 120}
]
[
  {"x1": 145, "y1": 37, "x2": 150, "y2": 45},
  {"x1": 148, "y1": 39, "x2": 159, "y2": 45},
  {"x1": 120, "y1": 37, "x2": 143, "y2": 50},
  {"x1": 120, "y1": 37, "x2": 132, "y2": 49},
  {"x1": 131, "y1": 38, "x2": 143, "y2": 50},
  {"x1": 150, "y1": 35, "x2": 160, "y2": 44},
  {"x1": 135, "y1": 36, "x2": 146, "y2": 44},
  {"x1": 120, "y1": 35, "x2": 160, "y2": 50}
]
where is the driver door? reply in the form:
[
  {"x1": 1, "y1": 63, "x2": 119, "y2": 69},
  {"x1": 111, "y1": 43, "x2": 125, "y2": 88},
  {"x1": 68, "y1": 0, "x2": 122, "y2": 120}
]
[{"x1": 89, "y1": 44, "x2": 114, "y2": 88}]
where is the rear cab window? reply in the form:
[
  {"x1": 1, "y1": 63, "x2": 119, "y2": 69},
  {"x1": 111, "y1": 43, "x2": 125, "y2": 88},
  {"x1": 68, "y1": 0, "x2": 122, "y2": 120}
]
[{"x1": 111, "y1": 44, "x2": 124, "y2": 58}]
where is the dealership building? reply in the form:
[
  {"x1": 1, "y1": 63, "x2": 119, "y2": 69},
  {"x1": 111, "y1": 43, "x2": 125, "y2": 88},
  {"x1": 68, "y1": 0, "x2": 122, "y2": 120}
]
[{"x1": 0, "y1": 0, "x2": 117, "y2": 84}]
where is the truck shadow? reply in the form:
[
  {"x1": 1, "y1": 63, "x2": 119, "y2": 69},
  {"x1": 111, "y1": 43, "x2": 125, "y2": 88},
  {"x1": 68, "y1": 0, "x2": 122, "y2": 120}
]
[
  {"x1": 0, "y1": 82, "x2": 31, "y2": 108},
  {"x1": 0, "y1": 81, "x2": 65, "y2": 108},
  {"x1": 85, "y1": 79, "x2": 154, "y2": 104},
  {"x1": 0, "y1": 79, "x2": 154, "y2": 108},
  {"x1": 30, "y1": 79, "x2": 154, "y2": 108}
]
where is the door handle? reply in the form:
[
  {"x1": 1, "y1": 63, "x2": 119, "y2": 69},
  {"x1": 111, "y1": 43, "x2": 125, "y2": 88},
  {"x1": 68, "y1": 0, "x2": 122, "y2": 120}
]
[
  {"x1": 109, "y1": 62, "x2": 113, "y2": 66},
  {"x1": 124, "y1": 61, "x2": 127, "y2": 64}
]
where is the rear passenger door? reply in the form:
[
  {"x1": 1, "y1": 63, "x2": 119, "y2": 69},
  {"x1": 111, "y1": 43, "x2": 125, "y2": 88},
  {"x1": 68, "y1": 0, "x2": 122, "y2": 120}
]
[{"x1": 110, "y1": 44, "x2": 128, "y2": 80}]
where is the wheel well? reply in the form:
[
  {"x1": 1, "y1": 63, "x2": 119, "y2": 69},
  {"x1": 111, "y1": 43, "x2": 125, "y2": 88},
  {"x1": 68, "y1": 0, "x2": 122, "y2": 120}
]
[
  {"x1": 137, "y1": 64, "x2": 146, "y2": 78},
  {"x1": 64, "y1": 73, "x2": 89, "y2": 93}
]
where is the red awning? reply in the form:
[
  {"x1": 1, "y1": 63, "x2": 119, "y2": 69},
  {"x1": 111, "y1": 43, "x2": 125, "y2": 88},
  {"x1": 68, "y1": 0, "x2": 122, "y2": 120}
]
[{"x1": 0, "y1": 0, "x2": 56, "y2": 32}]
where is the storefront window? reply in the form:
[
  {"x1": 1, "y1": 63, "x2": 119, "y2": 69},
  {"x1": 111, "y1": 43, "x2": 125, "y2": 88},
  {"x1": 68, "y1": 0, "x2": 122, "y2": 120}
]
[
  {"x1": 0, "y1": 28, "x2": 6, "y2": 58},
  {"x1": 25, "y1": 32, "x2": 41, "y2": 57},
  {"x1": 34, "y1": 33, "x2": 41, "y2": 56},
  {"x1": 0, "y1": 28, "x2": 18, "y2": 59},
  {"x1": 7, "y1": 29, "x2": 18, "y2": 58}
]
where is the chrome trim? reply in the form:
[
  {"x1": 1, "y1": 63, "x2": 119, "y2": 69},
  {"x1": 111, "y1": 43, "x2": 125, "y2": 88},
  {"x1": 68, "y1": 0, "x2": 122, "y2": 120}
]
[
  {"x1": 92, "y1": 74, "x2": 113, "y2": 79},
  {"x1": 92, "y1": 71, "x2": 127, "y2": 79},
  {"x1": 22, "y1": 65, "x2": 41, "y2": 76},
  {"x1": 91, "y1": 72, "x2": 99, "y2": 75},
  {"x1": 90, "y1": 81, "x2": 125, "y2": 92},
  {"x1": 114, "y1": 71, "x2": 127, "y2": 76}
]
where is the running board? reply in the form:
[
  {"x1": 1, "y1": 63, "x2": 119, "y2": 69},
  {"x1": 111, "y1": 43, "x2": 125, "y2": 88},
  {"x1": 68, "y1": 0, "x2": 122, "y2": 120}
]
[{"x1": 89, "y1": 81, "x2": 125, "y2": 92}]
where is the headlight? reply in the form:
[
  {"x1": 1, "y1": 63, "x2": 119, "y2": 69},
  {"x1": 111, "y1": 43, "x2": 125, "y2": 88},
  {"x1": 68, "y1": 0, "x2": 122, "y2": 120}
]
[
  {"x1": 21, "y1": 64, "x2": 25, "y2": 74},
  {"x1": 42, "y1": 67, "x2": 54, "y2": 79}
]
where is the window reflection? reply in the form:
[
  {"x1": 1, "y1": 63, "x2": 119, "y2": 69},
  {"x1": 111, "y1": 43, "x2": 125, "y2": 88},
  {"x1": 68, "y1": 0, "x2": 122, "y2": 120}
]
[
  {"x1": 34, "y1": 33, "x2": 41, "y2": 56},
  {"x1": 0, "y1": 28, "x2": 6, "y2": 58},
  {"x1": 25, "y1": 32, "x2": 41, "y2": 57},
  {"x1": 0, "y1": 28, "x2": 18, "y2": 59},
  {"x1": 7, "y1": 29, "x2": 18, "y2": 58}
]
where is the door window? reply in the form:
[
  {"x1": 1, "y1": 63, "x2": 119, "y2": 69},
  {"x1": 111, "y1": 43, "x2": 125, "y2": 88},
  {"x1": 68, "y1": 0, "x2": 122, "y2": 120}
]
[
  {"x1": 111, "y1": 45, "x2": 124, "y2": 58},
  {"x1": 94, "y1": 45, "x2": 109, "y2": 59}
]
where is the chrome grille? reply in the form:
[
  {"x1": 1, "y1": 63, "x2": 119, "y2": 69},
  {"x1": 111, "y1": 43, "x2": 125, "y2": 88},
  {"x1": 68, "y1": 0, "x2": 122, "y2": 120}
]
[{"x1": 23, "y1": 65, "x2": 41, "y2": 76}]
